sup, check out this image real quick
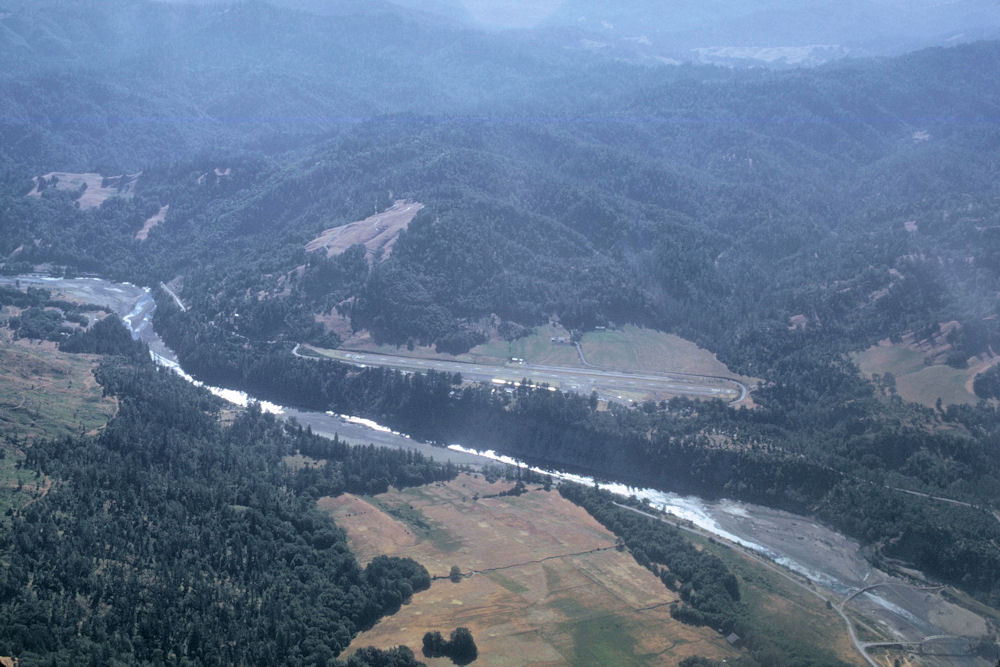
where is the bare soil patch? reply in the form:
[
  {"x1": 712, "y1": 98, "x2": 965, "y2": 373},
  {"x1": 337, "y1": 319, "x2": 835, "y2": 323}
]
[
  {"x1": 197, "y1": 167, "x2": 232, "y2": 184},
  {"x1": 306, "y1": 200, "x2": 423, "y2": 263},
  {"x1": 329, "y1": 474, "x2": 738, "y2": 665},
  {"x1": 27, "y1": 171, "x2": 139, "y2": 210},
  {"x1": 136, "y1": 204, "x2": 169, "y2": 240},
  {"x1": 789, "y1": 313, "x2": 810, "y2": 330}
]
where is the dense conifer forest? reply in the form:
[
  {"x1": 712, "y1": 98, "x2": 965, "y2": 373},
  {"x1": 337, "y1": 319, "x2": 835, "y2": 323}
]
[{"x1": 0, "y1": 319, "x2": 451, "y2": 665}]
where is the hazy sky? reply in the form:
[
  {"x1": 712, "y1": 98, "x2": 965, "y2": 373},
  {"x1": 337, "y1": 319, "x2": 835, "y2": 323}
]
[{"x1": 460, "y1": 0, "x2": 565, "y2": 28}]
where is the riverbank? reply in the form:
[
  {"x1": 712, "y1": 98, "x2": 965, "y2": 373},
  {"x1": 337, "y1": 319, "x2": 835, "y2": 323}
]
[{"x1": 4, "y1": 274, "x2": 995, "y2": 665}]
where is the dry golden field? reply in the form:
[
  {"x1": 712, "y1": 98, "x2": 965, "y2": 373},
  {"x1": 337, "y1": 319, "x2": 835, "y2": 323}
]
[{"x1": 323, "y1": 474, "x2": 739, "y2": 666}]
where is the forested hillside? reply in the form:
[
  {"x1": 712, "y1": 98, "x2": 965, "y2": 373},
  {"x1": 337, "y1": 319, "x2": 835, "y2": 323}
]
[
  {"x1": 5, "y1": 38, "x2": 1000, "y2": 365},
  {"x1": 0, "y1": 0, "x2": 621, "y2": 170},
  {"x1": 0, "y1": 318, "x2": 451, "y2": 664}
]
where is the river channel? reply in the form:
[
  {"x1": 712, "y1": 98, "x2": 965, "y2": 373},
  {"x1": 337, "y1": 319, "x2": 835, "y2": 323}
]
[{"x1": 4, "y1": 274, "x2": 994, "y2": 665}]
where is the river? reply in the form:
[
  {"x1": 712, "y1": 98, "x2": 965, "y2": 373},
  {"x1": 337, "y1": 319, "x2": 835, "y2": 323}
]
[{"x1": 4, "y1": 274, "x2": 992, "y2": 665}]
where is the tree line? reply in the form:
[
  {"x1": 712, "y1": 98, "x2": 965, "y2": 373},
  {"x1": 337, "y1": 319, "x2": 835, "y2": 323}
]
[
  {"x1": 0, "y1": 317, "x2": 452, "y2": 665},
  {"x1": 560, "y1": 483, "x2": 847, "y2": 666}
]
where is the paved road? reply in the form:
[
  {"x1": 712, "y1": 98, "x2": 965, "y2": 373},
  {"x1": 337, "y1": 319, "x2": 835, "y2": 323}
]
[
  {"x1": 573, "y1": 340, "x2": 749, "y2": 404},
  {"x1": 613, "y1": 502, "x2": 991, "y2": 666},
  {"x1": 296, "y1": 345, "x2": 747, "y2": 404},
  {"x1": 611, "y1": 501, "x2": 877, "y2": 666}
]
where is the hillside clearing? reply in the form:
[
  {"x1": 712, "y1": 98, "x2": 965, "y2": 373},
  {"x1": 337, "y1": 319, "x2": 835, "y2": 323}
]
[
  {"x1": 306, "y1": 200, "x2": 423, "y2": 263},
  {"x1": 27, "y1": 171, "x2": 139, "y2": 210},
  {"x1": 136, "y1": 204, "x2": 169, "y2": 240},
  {"x1": 0, "y1": 329, "x2": 117, "y2": 519},
  {"x1": 0, "y1": 330, "x2": 116, "y2": 444},
  {"x1": 852, "y1": 332, "x2": 997, "y2": 407}
]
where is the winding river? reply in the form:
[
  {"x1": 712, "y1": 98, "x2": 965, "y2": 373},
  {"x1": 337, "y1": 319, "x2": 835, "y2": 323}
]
[{"x1": 4, "y1": 274, "x2": 992, "y2": 665}]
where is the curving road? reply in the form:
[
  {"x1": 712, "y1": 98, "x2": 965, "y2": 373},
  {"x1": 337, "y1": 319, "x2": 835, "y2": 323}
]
[
  {"x1": 574, "y1": 341, "x2": 750, "y2": 404},
  {"x1": 614, "y1": 502, "x2": 994, "y2": 667},
  {"x1": 612, "y1": 501, "x2": 876, "y2": 666},
  {"x1": 887, "y1": 485, "x2": 1000, "y2": 527}
]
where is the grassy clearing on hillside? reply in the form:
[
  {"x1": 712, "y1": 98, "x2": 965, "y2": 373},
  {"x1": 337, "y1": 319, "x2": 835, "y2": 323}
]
[
  {"x1": 0, "y1": 330, "x2": 117, "y2": 519},
  {"x1": 341, "y1": 323, "x2": 750, "y2": 388},
  {"x1": 582, "y1": 326, "x2": 739, "y2": 377},
  {"x1": 852, "y1": 340, "x2": 989, "y2": 407},
  {"x1": 326, "y1": 474, "x2": 738, "y2": 666},
  {"x1": 470, "y1": 323, "x2": 581, "y2": 367},
  {"x1": 26, "y1": 171, "x2": 138, "y2": 210},
  {"x1": 0, "y1": 335, "x2": 116, "y2": 443},
  {"x1": 472, "y1": 324, "x2": 748, "y2": 380}
]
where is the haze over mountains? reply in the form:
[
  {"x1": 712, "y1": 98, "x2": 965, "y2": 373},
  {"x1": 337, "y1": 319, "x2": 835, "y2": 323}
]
[
  {"x1": 2, "y1": 0, "x2": 999, "y2": 371},
  {"x1": 543, "y1": 0, "x2": 1000, "y2": 62},
  {"x1": 4, "y1": 0, "x2": 999, "y2": 359},
  {"x1": 151, "y1": 0, "x2": 1000, "y2": 63},
  {"x1": 0, "y1": 0, "x2": 599, "y2": 169}
]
